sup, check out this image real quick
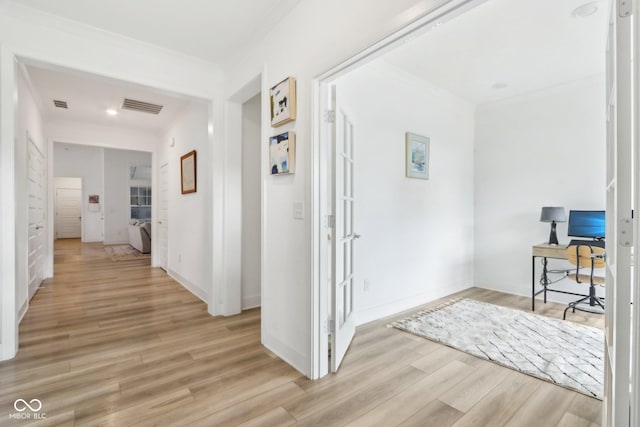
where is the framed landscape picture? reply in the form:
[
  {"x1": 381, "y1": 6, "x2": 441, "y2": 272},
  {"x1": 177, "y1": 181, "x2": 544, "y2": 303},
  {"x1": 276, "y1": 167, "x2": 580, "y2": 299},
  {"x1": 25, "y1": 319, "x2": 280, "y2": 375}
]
[
  {"x1": 270, "y1": 77, "x2": 297, "y2": 127},
  {"x1": 269, "y1": 131, "x2": 296, "y2": 175},
  {"x1": 181, "y1": 150, "x2": 197, "y2": 194},
  {"x1": 406, "y1": 132, "x2": 430, "y2": 180}
]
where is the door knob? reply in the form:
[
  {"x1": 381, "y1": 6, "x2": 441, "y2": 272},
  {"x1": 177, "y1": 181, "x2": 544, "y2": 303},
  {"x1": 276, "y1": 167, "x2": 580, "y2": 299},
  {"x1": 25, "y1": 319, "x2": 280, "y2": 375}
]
[{"x1": 353, "y1": 233, "x2": 361, "y2": 239}]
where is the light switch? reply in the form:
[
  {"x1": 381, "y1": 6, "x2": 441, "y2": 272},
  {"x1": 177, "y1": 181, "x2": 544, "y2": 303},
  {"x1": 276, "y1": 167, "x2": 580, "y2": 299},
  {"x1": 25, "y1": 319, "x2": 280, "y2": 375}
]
[{"x1": 293, "y1": 201, "x2": 304, "y2": 220}]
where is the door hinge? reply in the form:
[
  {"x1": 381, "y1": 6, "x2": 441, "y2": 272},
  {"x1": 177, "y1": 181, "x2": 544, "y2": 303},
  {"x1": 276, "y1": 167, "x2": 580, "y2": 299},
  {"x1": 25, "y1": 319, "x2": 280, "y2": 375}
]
[
  {"x1": 619, "y1": 0, "x2": 632, "y2": 17},
  {"x1": 325, "y1": 319, "x2": 335, "y2": 334},
  {"x1": 325, "y1": 110, "x2": 336, "y2": 123},
  {"x1": 327, "y1": 214, "x2": 335, "y2": 229},
  {"x1": 618, "y1": 217, "x2": 633, "y2": 247}
]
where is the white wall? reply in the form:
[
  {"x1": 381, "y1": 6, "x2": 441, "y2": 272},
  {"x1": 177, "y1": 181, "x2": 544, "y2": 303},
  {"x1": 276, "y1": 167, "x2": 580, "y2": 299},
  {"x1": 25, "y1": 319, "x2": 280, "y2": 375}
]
[
  {"x1": 224, "y1": 0, "x2": 446, "y2": 377},
  {"x1": 16, "y1": 66, "x2": 47, "y2": 324},
  {"x1": 474, "y1": 76, "x2": 606, "y2": 302},
  {"x1": 48, "y1": 119, "x2": 158, "y2": 153},
  {"x1": 53, "y1": 143, "x2": 104, "y2": 242},
  {"x1": 337, "y1": 61, "x2": 475, "y2": 325},
  {"x1": 104, "y1": 149, "x2": 151, "y2": 245},
  {"x1": 241, "y1": 94, "x2": 262, "y2": 309},
  {"x1": 159, "y1": 102, "x2": 211, "y2": 302}
]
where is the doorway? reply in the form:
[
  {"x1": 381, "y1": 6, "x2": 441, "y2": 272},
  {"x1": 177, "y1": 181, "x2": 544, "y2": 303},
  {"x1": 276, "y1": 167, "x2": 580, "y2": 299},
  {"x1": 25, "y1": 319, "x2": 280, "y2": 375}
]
[
  {"x1": 54, "y1": 177, "x2": 82, "y2": 239},
  {"x1": 313, "y1": 0, "x2": 624, "y2": 393},
  {"x1": 27, "y1": 134, "x2": 46, "y2": 304},
  {"x1": 241, "y1": 93, "x2": 262, "y2": 310}
]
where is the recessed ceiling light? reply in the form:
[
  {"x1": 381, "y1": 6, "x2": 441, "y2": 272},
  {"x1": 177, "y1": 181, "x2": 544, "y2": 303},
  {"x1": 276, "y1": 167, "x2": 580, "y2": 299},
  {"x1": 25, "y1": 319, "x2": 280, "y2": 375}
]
[
  {"x1": 492, "y1": 82, "x2": 508, "y2": 90},
  {"x1": 572, "y1": 1, "x2": 599, "y2": 18},
  {"x1": 106, "y1": 109, "x2": 118, "y2": 116}
]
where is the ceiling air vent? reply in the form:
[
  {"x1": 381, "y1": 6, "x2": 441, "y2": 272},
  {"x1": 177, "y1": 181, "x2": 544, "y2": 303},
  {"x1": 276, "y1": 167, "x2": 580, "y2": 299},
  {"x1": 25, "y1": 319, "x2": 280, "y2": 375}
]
[
  {"x1": 53, "y1": 100, "x2": 68, "y2": 109},
  {"x1": 122, "y1": 98, "x2": 163, "y2": 115}
]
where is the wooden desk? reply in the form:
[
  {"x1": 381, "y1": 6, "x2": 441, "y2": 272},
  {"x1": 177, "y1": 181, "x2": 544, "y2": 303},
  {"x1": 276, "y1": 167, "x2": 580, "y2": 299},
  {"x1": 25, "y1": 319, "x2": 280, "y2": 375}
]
[{"x1": 531, "y1": 243, "x2": 590, "y2": 311}]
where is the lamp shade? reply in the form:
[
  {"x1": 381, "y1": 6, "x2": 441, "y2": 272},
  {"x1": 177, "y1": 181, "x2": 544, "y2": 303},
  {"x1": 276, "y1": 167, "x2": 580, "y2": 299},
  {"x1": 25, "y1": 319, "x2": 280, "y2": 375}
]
[{"x1": 540, "y1": 206, "x2": 566, "y2": 223}]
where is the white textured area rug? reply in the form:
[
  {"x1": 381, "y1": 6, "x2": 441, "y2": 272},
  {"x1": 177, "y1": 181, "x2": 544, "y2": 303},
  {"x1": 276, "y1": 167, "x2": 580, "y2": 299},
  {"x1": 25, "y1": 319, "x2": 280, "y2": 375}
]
[{"x1": 391, "y1": 298, "x2": 603, "y2": 399}]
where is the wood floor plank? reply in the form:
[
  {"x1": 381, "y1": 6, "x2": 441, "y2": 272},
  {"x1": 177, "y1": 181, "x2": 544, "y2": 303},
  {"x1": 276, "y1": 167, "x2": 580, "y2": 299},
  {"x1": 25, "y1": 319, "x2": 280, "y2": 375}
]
[
  {"x1": 451, "y1": 370, "x2": 541, "y2": 427},
  {"x1": 438, "y1": 360, "x2": 511, "y2": 413},
  {"x1": 237, "y1": 407, "x2": 296, "y2": 427},
  {"x1": 398, "y1": 399, "x2": 464, "y2": 427},
  {"x1": 503, "y1": 381, "x2": 576, "y2": 427},
  {"x1": 346, "y1": 360, "x2": 475, "y2": 427},
  {"x1": 0, "y1": 239, "x2": 604, "y2": 426}
]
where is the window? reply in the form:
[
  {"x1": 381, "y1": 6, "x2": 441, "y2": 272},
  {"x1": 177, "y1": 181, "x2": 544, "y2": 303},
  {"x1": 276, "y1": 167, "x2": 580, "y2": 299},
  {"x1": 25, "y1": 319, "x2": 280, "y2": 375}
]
[{"x1": 130, "y1": 186, "x2": 151, "y2": 220}]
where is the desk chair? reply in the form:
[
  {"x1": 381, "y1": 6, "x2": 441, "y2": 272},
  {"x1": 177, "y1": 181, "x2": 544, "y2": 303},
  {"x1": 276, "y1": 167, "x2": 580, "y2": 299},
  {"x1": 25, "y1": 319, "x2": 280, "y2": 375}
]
[{"x1": 563, "y1": 244, "x2": 605, "y2": 320}]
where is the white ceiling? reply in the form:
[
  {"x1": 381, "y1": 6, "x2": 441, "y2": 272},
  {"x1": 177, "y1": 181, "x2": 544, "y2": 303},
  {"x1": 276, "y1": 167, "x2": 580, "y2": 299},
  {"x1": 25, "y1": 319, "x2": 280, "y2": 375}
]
[
  {"x1": 11, "y1": 0, "x2": 302, "y2": 64},
  {"x1": 25, "y1": 63, "x2": 192, "y2": 133},
  {"x1": 381, "y1": 0, "x2": 609, "y2": 105}
]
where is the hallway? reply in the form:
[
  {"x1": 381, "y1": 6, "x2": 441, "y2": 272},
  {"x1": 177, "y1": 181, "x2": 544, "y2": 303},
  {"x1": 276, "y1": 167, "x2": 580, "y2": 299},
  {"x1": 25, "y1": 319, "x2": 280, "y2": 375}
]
[
  {"x1": 0, "y1": 240, "x2": 602, "y2": 426},
  {"x1": 0, "y1": 239, "x2": 294, "y2": 425}
]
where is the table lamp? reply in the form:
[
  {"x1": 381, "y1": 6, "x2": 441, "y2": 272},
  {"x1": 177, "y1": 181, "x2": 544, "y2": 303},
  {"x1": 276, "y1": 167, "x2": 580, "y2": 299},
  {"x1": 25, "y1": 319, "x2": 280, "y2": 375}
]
[{"x1": 540, "y1": 206, "x2": 566, "y2": 245}]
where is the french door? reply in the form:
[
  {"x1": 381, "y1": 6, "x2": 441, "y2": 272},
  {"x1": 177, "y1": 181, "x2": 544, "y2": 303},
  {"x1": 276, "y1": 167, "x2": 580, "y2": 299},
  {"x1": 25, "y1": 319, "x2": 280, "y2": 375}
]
[
  {"x1": 603, "y1": 0, "x2": 635, "y2": 425},
  {"x1": 330, "y1": 87, "x2": 357, "y2": 372},
  {"x1": 158, "y1": 163, "x2": 169, "y2": 271}
]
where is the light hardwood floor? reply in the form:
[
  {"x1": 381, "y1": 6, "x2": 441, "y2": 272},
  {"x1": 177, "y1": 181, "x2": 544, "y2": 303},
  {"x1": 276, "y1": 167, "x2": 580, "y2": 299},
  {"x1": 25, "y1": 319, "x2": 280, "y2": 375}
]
[{"x1": 0, "y1": 239, "x2": 602, "y2": 426}]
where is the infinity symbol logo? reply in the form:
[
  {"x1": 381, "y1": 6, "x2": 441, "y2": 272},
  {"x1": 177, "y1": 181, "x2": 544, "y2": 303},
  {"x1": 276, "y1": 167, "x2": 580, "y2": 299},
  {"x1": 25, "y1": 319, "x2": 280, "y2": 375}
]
[{"x1": 14, "y1": 399, "x2": 42, "y2": 412}]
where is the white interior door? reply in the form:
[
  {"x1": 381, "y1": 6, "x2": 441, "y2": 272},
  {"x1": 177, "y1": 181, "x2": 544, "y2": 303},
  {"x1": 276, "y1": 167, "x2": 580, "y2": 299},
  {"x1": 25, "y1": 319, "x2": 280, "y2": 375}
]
[
  {"x1": 54, "y1": 178, "x2": 81, "y2": 239},
  {"x1": 330, "y1": 88, "x2": 357, "y2": 372},
  {"x1": 158, "y1": 163, "x2": 169, "y2": 271},
  {"x1": 27, "y1": 136, "x2": 45, "y2": 299},
  {"x1": 603, "y1": 0, "x2": 634, "y2": 425}
]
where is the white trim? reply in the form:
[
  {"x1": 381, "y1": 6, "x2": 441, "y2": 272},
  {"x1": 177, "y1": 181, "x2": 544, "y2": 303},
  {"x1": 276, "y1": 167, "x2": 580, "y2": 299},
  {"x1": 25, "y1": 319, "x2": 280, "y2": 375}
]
[
  {"x1": 353, "y1": 284, "x2": 472, "y2": 327},
  {"x1": 17, "y1": 299, "x2": 28, "y2": 324},
  {"x1": 168, "y1": 269, "x2": 208, "y2": 303},
  {"x1": 262, "y1": 329, "x2": 308, "y2": 376},
  {"x1": 242, "y1": 295, "x2": 261, "y2": 310},
  {"x1": 631, "y1": 0, "x2": 640, "y2": 424},
  {"x1": 1, "y1": 45, "x2": 18, "y2": 361},
  {"x1": 310, "y1": 0, "x2": 489, "y2": 380}
]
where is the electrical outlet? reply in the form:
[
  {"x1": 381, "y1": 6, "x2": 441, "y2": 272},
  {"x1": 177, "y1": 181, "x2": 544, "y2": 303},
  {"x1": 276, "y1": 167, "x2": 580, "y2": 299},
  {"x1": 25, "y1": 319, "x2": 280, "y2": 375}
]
[{"x1": 364, "y1": 279, "x2": 370, "y2": 292}]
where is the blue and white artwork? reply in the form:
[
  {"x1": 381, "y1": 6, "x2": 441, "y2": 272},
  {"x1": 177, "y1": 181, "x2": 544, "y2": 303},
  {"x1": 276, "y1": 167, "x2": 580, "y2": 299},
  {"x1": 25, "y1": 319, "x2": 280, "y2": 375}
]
[
  {"x1": 270, "y1": 131, "x2": 296, "y2": 175},
  {"x1": 406, "y1": 132, "x2": 430, "y2": 180}
]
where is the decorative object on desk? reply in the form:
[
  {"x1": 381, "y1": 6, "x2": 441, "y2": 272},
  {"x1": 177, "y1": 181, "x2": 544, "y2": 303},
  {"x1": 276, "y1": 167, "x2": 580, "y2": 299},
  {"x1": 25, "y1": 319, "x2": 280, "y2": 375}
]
[
  {"x1": 269, "y1": 131, "x2": 296, "y2": 175},
  {"x1": 405, "y1": 132, "x2": 430, "y2": 180},
  {"x1": 180, "y1": 150, "x2": 197, "y2": 194},
  {"x1": 270, "y1": 77, "x2": 296, "y2": 127},
  {"x1": 391, "y1": 298, "x2": 603, "y2": 399},
  {"x1": 540, "y1": 206, "x2": 566, "y2": 245}
]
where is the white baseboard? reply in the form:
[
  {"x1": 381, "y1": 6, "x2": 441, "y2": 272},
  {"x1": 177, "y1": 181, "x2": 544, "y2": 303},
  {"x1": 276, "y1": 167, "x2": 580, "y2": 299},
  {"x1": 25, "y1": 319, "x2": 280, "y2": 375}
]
[
  {"x1": 18, "y1": 300, "x2": 28, "y2": 324},
  {"x1": 262, "y1": 330, "x2": 309, "y2": 378},
  {"x1": 167, "y1": 269, "x2": 208, "y2": 303},
  {"x1": 242, "y1": 295, "x2": 261, "y2": 310},
  {"x1": 354, "y1": 283, "x2": 472, "y2": 326}
]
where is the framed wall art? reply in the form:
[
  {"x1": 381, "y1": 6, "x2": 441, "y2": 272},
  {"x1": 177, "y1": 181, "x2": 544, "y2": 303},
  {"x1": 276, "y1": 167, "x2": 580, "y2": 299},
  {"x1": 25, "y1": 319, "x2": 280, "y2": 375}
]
[
  {"x1": 180, "y1": 150, "x2": 197, "y2": 194},
  {"x1": 269, "y1": 131, "x2": 296, "y2": 175},
  {"x1": 405, "y1": 132, "x2": 430, "y2": 180},
  {"x1": 270, "y1": 77, "x2": 297, "y2": 127}
]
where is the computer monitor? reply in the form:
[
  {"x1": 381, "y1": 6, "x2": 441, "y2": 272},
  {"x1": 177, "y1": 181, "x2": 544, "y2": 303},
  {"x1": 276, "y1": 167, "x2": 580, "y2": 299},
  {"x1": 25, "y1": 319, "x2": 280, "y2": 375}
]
[{"x1": 567, "y1": 210, "x2": 605, "y2": 239}]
